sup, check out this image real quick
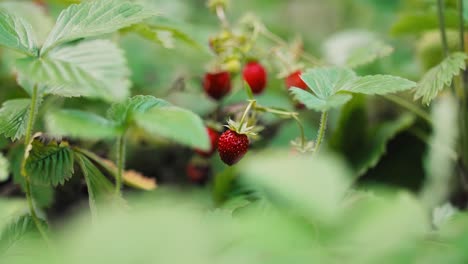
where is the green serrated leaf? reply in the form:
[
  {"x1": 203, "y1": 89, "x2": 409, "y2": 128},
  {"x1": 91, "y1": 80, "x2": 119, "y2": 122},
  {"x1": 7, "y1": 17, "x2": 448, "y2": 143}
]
[
  {"x1": 343, "y1": 75, "x2": 417, "y2": 95},
  {"x1": 10, "y1": 145, "x2": 54, "y2": 208},
  {"x1": 300, "y1": 67, "x2": 356, "y2": 98},
  {"x1": 292, "y1": 67, "x2": 415, "y2": 112},
  {"x1": 16, "y1": 40, "x2": 131, "y2": 102},
  {"x1": 0, "y1": 9, "x2": 38, "y2": 55},
  {"x1": 0, "y1": 215, "x2": 46, "y2": 255},
  {"x1": 0, "y1": 153, "x2": 9, "y2": 182},
  {"x1": 0, "y1": 99, "x2": 31, "y2": 141},
  {"x1": 346, "y1": 41, "x2": 394, "y2": 68},
  {"x1": 0, "y1": 1, "x2": 54, "y2": 44},
  {"x1": 41, "y1": 0, "x2": 155, "y2": 53},
  {"x1": 414, "y1": 52, "x2": 467, "y2": 105},
  {"x1": 290, "y1": 88, "x2": 352, "y2": 111},
  {"x1": 25, "y1": 138, "x2": 74, "y2": 186},
  {"x1": 75, "y1": 152, "x2": 114, "y2": 217},
  {"x1": 107, "y1": 95, "x2": 170, "y2": 125},
  {"x1": 134, "y1": 106, "x2": 210, "y2": 150},
  {"x1": 46, "y1": 110, "x2": 122, "y2": 140}
]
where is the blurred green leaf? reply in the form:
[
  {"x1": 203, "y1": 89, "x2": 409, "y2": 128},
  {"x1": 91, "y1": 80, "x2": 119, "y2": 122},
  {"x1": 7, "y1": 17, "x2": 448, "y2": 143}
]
[
  {"x1": 16, "y1": 40, "x2": 131, "y2": 102},
  {"x1": 346, "y1": 40, "x2": 394, "y2": 68},
  {"x1": 134, "y1": 106, "x2": 210, "y2": 150},
  {"x1": 391, "y1": 9, "x2": 461, "y2": 36},
  {"x1": 420, "y1": 95, "x2": 458, "y2": 208},
  {"x1": 334, "y1": 192, "x2": 429, "y2": 263},
  {"x1": 107, "y1": 95, "x2": 170, "y2": 125},
  {"x1": 0, "y1": 199, "x2": 28, "y2": 232},
  {"x1": 0, "y1": 153, "x2": 9, "y2": 182},
  {"x1": 41, "y1": 0, "x2": 155, "y2": 53},
  {"x1": 0, "y1": 99, "x2": 31, "y2": 141},
  {"x1": 0, "y1": 1, "x2": 53, "y2": 43},
  {"x1": 25, "y1": 137, "x2": 74, "y2": 186},
  {"x1": 239, "y1": 150, "x2": 351, "y2": 221},
  {"x1": 414, "y1": 52, "x2": 467, "y2": 105},
  {"x1": 0, "y1": 215, "x2": 46, "y2": 256},
  {"x1": 0, "y1": 9, "x2": 37, "y2": 56},
  {"x1": 46, "y1": 110, "x2": 122, "y2": 140},
  {"x1": 212, "y1": 167, "x2": 237, "y2": 205},
  {"x1": 167, "y1": 92, "x2": 217, "y2": 116}
]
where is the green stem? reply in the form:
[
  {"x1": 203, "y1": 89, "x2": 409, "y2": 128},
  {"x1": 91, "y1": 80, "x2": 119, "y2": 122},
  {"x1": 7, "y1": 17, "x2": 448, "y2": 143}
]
[
  {"x1": 314, "y1": 111, "x2": 328, "y2": 154},
  {"x1": 255, "y1": 105, "x2": 306, "y2": 149},
  {"x1": 115, "y1": 134, "x2": 126, "y2": 196},
  {"x1": 437, "y1": 0, "x2": 450, "y2": 57},
  {"x1": 292, "y1": 115, "x2": 306, "y2": 149},
  {"x1": 20, "y1": 85, "x2": 49, "y2": 243},
  {"x1": 238, "y1": 100, "x2": 256, "y2": 129},
  {"x1": 383, "y1": 94, "x2": 432, "y2": 124}
]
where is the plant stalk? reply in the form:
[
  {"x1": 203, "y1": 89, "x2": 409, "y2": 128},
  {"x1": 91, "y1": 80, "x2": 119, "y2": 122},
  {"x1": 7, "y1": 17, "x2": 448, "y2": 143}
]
[
  {"x1": 314, "y1": 111, "x2": 328, "y2": 154},
  {"x1": 383, "y1": 94, "x2": 432, "y2": 124},
  {"x1": 437, "y1": 0, "x2": 450, "y2": 57},
  {"x1": 20, "y1": 85, "x2": 49, "y2": 243},
  {"x1": 255, "y1": 105, "x2": 306, "y2": 149},
  {"x1": 115, "y1": 134, "x2": 126, "y2": 195},
  {"x1": 238, "y1": 100, "x2": 256, "y2": 129}
]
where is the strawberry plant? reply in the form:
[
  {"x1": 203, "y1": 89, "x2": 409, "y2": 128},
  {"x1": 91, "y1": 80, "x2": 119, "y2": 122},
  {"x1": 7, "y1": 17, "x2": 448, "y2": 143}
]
[{"x1": 1, "y1": 0, "x2": 468, "y2": 263}]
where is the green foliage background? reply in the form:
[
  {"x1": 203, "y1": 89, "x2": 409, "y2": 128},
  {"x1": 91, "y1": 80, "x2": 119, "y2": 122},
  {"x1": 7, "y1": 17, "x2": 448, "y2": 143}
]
[{"x1": 0, "y1": 0, "x2": 468, "y2": 263}]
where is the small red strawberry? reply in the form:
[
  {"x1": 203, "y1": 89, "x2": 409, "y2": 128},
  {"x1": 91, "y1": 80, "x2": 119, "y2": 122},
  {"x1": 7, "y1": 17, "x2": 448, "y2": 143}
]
[
  {"x1": 285, "y1": 70, "x2": 308, "y2": 90},
  {"x1": 203, "y1": 71, "x2": 231, "y2": 100},
  {"x1": 243, "y1": 61, "x2": 267, "y2": 94},
  {"x1": 195, "y1": 127, "x2": 220, "y2": 157},
  {"x1": 218, "y1": 129, "x2": 249, "y2": 166},
  {"x1": 186, "y1": 162, "x2": 211, "y2": 184},
  {"x1": 285, "y1": 70, "x2": 308, "y2": 109}
]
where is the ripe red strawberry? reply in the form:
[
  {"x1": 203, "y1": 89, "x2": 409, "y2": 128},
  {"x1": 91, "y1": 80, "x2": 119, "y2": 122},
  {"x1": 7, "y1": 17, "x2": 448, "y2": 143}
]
[
  {"x1": 186, "y1": 163, "x2": 211, "y2": 184},
  {"x1": 243, "y1": 61, "x2": 267, "y2": 94},
  {"x1": 195, "y1": 127, "x2": 219, "y2": 157},
  {"x1": 218, "y1": 129, "x2": 249, "y2": 166},
  {"x1": 285, "y1": 70, "x2": 308, "y2": 109},
  {"x1": 203, "y1": 71, "x2": 231, "y2": 100}
]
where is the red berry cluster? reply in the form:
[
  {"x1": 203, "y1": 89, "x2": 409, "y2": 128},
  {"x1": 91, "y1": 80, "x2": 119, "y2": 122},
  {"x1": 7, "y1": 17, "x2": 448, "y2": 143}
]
[{"x1": 203, "y1": 61, "x2": 268, "y2": 101}]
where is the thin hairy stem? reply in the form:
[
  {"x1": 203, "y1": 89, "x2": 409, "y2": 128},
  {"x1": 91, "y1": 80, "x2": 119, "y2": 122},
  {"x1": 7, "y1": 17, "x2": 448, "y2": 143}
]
[
  {"x1": 437, "y1": 0, "x2": 449, "y2": 57},
  {"x1": 314, "y1": 111, "x2": 328, "y2": 154},
  {"x1": 20, "y1": 85, "x2": 50, "y2": 243},
  {"x1": 383, "y1": 94, "x2": 432, "y2": 124}
]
